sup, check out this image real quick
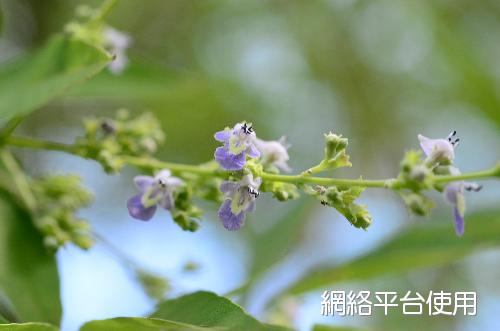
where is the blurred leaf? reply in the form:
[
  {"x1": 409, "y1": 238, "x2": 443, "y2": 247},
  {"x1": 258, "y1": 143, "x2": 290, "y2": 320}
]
[
  {"x1": 0, "y1": 3, "x2": 3, "y2": 35},
  {"x1": 0, "y1": 323, "x2": 59, "y2": 331},
  {"x1": 249, "y1": 201, "x2": 312, "y2": 278},
  {"x1": 150, "y1": 291, "x2": 291, "y2": 331},
  {"x1": 0, "y1": 36, "x2": 111, "y2": 120},
  {"x1": 284, "y1": 209, "x2": 500, "y2": 296},
  {"x1": 312, "y1": 325, "x2": 365, "y2": 331},
  {"x1": 0, "y1": 198, "x2": 61, "y2": 324},
  {"x1": 233, "y1": 201, "x2": 313, "y2": 298},
  {"x1": 80, "y1": 317, "x2": 211, "y2": 331}
]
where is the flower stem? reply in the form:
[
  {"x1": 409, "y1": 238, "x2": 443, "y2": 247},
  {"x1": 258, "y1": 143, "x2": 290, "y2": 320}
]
[
  {"x1": 0, "y1": 150, "x2": 37, "y2": 212},
  {"x1": 3, "y1": 135, "x2": 499, "y2": 189},
  {"x1": 5, "y1": 136, "x2": 82, "y2": 155}
]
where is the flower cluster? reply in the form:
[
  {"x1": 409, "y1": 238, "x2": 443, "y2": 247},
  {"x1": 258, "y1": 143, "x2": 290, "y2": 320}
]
[
  {"x1": 121, "y1": 119, "x2": 489, "y2": 237},
  {"x1": 32, "y1": 175, "x2": 94, "y2": 249},
  {"x1": 398, "y1": 131, "x2": 482, "y2": 236},
  {"x1": 78, "y1": 110, "x2": 165, "y2": 173}
]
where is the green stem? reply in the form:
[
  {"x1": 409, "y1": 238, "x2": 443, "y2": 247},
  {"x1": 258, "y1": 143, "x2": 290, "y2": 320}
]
[
  {"x1": 5, "y1": 136, "x2": 82, "y2": 155},
  {"x1": 0, "y1": 150, "x2": 37, "y2": 211},
  {"x1": 3, "y1": 135, "x2": 499, "y2": 189},
  {"x1": 0, "y1": 116, "x2": 25, "y2": 142},
  {"x1": 434, "y1": 164, "x2": 500, "y2": 183}
]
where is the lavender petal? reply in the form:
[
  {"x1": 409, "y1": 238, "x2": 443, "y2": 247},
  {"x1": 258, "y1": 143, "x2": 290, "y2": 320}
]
[
  {"x1": 127, "y1": 193, "x2": 157, "y2": 221},
  {"x1": 134, "y1": 176, "x2": 155, "y2": 192},
  {"x1": 214, "y1": 129, "x2": 231, "y2": 143},
  {"x1": 220, "y1": 181, "x2": 239, "y2": 196},
  {"x1": 158, "y1": 191, "x2": 174, "y2": 210},
  {"x1": 214, "y1": 146, "x2": 246, "y2": 170},
  {"x1": 453, "y1": 206, "x2": 465, "y2": 237},
  {"x1": 218, "y1": 200, "x2": 246, "y2": 231},
  {"x1": 246, "y1": 143, "x2": 261, "y2": 158}
]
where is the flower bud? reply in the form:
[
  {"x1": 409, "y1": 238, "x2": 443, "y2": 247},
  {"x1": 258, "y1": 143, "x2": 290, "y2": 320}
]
[
  {"x1": 324, "y1": 132, "x2": 348, "y2": 160},
  {"x1": 401, "y1": 193, "x2": 435, "y2": 217}
]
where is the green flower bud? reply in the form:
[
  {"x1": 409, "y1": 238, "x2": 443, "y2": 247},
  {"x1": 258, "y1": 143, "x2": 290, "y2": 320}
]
[
  {"x1": 324, "y1": 132, "x2": 348, "y2": 160},
  {"x1": 401, "y1": 193, "x2": 435, "y2": 217}
]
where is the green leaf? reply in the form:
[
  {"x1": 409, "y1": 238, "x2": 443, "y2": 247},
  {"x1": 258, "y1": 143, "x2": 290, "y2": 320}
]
[
  {"x1": 81, "y1": 292, "x2": 292, "y2": 331},
  {"x1": 312, "y1": 325, "x2": 365, "y2": 331},
  {"x1": 0, "y1": 198, "x2": 61, "y2": 324},
  {"x1": 0, "y1": 323, "x2": 59, "y2": 331},
  {"x1": 81, "y1": 317, "x2": 212, "y2": 331},
  {"x1": 249, "y1": 201, "x2": 312, "y2": 279},
  {"x1": 283, "y1": 209, "x2": 500, "y2": 296},
  {"x1": 150, "y1": 291, "x2": 291, "y2": 331},
  {"x1": 0, "y1": 35, "x2": 111, "y2": 120}
]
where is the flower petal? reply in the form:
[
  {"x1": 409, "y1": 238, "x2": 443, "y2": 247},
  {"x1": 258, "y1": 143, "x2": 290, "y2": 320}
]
[
  {"x1": 246, "y1": 143, "x2": 260, "y2": 158},
  {"x1": 453, "y1": 206, "x2": 465, "y2": 236},
  {"x1": 214, "y1": 146, "x2": 246, "y2": 170},
  {"x1": 155, "y1": 169, "x2": 172, "y2": 180},
  {"x1": 158, "y1": 191, "x2": 174, "y2": 210},
  {"x1": 220, "y1": 181, "x2": 239, "y2": 197},
  {"x1": 417, "y1": 134, "x2": 434, "y2": 156},
  {"x1": 127, "y1": 193, "x2": 157, "y2": 221},
  {"x1": 218, "y1": 200, "x2": 246, "y2": 231},
  {"x1": 134, "y1": 176, "x2": 154, "y2": 192},
  {"x1": 214, "y1": 129, "x2": 231, "y2": 142}
]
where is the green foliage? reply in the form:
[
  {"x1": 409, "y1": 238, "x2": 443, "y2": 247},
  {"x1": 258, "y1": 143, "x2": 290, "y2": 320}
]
[
  {"x1": 312, "y1": 325, "x2": 365, "y2": 331},
  {"x1": 283, "y1": 209, "x2": 500, "y2": 296},
  {"x1": 81, "y1": 317, "x2": 209, "y2": 331},
  {"x1": 150, "y1": 291, "x2": 291, "y2": 331},
  {"x1": 81, "y1": 291, "x2": 292, "y2": 331},
  {"x1": 0, "y1": 198, "x2": 61, "y2": 324},
  {"x1": 0, "y1": 36, "x2": 111, "y2": 120},
  {"x1": 0, "y1": 323, "x2": 59, "y2": 331}
]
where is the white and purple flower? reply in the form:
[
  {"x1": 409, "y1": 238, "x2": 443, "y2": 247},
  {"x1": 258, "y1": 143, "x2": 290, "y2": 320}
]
[
  {"x1": 418, "y1": 131, "x2": 459, "y2": 165},
  {"x1": 218, "y1": 174, "x2": 261, "y2": 230},
  {"x1": 418, "y1": 131, "x2": 482, "y2": 236},
  {"x1": 255, "y1": 136, "x2": 291, "y2": 172},
  {"x1": 104, "y1": 27, "x2": 132, "y2": 75},
  {"x1": 214, "y1": 122, "x2": 260, "y2": 170},
  {"x1": 127, "y1": 169, "x2": 182, "y2": 221},
  {"x1": 444, "y1": 166, "x2": 482, "y2": 236}
]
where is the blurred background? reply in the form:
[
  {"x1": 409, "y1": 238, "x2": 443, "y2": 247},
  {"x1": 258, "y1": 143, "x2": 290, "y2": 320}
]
[{"x1": 1, "y1": 0, "x2": 499, "y2": 330}]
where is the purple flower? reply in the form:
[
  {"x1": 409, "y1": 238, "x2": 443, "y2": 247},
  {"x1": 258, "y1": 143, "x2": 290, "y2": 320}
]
[
  {"x1": 214, "y1": 122, "x2": 260, "y2": 170},
  {"x1": 255, "y1": 136, "x2": 291, "y2": 172},
  {"x1": 444, "y1": 166, "x2": 482, "y2": 236},
  {"x1": 418, "y1": 131, "x2": 459, "y2": 165},
  {"x1": 127, "y1": 169, "x2": 182, "y2": 221},
  {"x1": 218, "y1": 174, "x2": 261, "y2": 230}
]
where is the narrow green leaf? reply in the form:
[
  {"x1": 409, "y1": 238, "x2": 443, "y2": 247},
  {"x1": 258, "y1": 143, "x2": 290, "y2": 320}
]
[
  {"x1": 284, "y1": 209, "x2": 500, "y2": 296},
  {"x1": 0, "y1": 323, "x2": 59, "y2": 331},
  {"x1": 151, "y1": 291, "x2": 291, "y2": 331},
  {"x1": 0, "y1": 36, "x2": 111, "y2": 120},
  {"x1": 249, "y1": 201, "x2": 312, "y2": 279},
  {"x1": 0, "y1": 198, "x2": 61, "y2": 324}
]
